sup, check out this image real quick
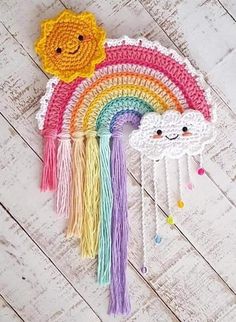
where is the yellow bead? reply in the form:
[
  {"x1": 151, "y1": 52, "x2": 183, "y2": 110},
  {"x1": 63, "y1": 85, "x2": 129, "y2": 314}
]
[
  {"x1": 177, "y1": 200, "x2": 185, "y2": 208},
  {"x1": 166, "y1": 215, "x2": 174, "y2": 225}
]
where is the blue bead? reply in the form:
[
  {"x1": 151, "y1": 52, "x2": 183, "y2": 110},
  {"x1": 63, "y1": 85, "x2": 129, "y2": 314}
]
[{"x1": 154, "y1": 234, "x2": 162, "y2": 244}]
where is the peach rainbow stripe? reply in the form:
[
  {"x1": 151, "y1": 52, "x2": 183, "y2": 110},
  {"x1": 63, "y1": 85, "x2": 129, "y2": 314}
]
[
  {"x1": 68, "y1": 72, "x2": 184, "y2": 133},
  {"x1": 72, "y1": 84, "x2": 172, "y2": 132},
  {"x1": 58, "y1": 64, "x2": 188, "y2": 136}
]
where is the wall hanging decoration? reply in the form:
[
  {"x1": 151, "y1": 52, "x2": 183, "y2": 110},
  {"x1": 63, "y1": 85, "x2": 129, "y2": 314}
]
[{"x1": 35, "y1": 9, "x2": 216, "y2": 316}]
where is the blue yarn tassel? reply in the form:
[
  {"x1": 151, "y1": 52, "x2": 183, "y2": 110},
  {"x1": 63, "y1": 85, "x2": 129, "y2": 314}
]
[{"x1": 97, "y1": 130, "x2": 113, "y2": 285}]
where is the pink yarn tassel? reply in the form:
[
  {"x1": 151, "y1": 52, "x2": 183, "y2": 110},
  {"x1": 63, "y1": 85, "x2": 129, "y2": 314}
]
[
  {"x1": 40, "y1": 129, "x2": 57, "y2": 191},
  {"x1": 56, "y1": 134, "x2": 71, "y2": 216}
]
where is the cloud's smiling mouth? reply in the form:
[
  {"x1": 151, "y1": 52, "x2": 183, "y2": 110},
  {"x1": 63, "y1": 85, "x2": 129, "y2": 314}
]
[
  {"x1": 68, "y1": 45, "x2": 80, "y2": 54},
  {"x1": 165, "y1": 134, "x2": 179, "y2": 140}
]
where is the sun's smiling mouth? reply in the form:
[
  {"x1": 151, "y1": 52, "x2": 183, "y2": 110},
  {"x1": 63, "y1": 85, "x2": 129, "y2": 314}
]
[
  {"x1": 165, "y1": 134, "x2": 179, "y2": 140},
  {"x1": 68, "y1": 45, "x2": 80, "y2": 54}
]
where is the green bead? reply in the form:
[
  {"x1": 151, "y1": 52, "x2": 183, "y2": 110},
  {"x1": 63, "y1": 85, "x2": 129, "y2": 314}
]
[{"x1": 166, "y1": 215, "x2": 174, "y2": 225}]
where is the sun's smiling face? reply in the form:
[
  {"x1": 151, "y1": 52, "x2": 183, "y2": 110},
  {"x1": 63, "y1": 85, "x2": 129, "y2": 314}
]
[
  {"x1": 35, "y1": 10, "x2": 106, "y2": 82},
  {"x1": 129, "y1": 110, "x2": 215, "y2": 159}
]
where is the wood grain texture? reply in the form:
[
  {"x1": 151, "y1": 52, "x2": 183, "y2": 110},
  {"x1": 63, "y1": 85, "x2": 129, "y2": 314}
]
[
  {"x1": 219, "y1": 0, "x2": 236, "y2": 20},
  {"x1": 140, "y1": 0, "x2": 236, "y2": 112},
  {"x1": 0, "y1": 0, "x2": 236, "y2": 321},
  {"x1": 127, "y1": 173, "x2": 236, "y2": 321},
  {"x1": 0, "y1": 296, "x2": 23, "y2": 322},
  {"x1": 0, "y1": 206, "x2": 100, "y2": 322},
  {"x1": 126, "y1": 141, "x2": 236, "y2": 290}
]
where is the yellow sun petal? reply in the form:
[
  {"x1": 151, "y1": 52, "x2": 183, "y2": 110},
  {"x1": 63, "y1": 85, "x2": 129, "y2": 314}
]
[{"x1": 35, "y1": 10, "x2": 106, "y2": 82}]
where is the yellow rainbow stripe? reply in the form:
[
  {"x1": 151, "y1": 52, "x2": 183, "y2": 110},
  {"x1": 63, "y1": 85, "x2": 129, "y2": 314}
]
[{"x1": 69, "y1": 71, "x2": 184, "y2": 133}]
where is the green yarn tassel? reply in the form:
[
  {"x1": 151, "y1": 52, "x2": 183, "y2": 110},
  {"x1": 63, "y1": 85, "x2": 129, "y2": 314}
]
[{"x1": 97, "y1": 130, "x2": 113, "y2": 285}]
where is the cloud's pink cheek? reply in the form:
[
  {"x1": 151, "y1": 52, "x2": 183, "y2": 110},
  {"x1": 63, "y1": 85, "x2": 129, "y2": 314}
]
[
  {"x1": 152, "y1": 134, "x2": 163, "y2": 139},
  {"x1": 182, "y1": 132, "x2": 192, "y2": 137}
]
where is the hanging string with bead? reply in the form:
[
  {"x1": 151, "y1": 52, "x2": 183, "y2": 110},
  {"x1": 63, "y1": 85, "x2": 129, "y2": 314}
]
[
  {"x1": 177, "y1": 158, "x2": 185, "y2": 209},
  {"x1": 153, "y1": 160, "x2": 162, "y2": 245},
  {"x1": 140, "y1": 152, "x2": 148, "y2": 274},
  {"x1": 197, "y1": 152, "x2": 205, "y2": 176},
  {"x1": 186, "y1": 154, "x2": 194, "y2": 190},
  {"x1": 164, "y1": 157, "x2": 174, "y2": 225}
]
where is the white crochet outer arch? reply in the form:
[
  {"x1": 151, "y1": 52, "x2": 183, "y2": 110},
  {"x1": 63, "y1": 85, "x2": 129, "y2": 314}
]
[
  {"x1": 129, "y1": 110, "x2": 216, "y2": 160},
  {"x1": 36, "y1": 77, "x2": 59, "y2": 130}
]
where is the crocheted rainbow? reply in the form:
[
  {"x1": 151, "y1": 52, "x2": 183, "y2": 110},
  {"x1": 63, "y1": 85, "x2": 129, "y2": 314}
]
[{"x1": 37, "y1": 36, "x2": 214, "y2": 315}]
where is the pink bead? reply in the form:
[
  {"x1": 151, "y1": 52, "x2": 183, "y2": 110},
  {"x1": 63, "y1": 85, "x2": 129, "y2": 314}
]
[
  {"x1": 187, "y1": 182, "x2": 194, "y2": 190},
  {"x1": 197, "y1": 168, "x2": 205, "y2": 175}
]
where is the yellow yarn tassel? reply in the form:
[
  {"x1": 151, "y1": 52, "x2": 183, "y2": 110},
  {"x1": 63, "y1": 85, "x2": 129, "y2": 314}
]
[
  {"x1": 81, "y1": 130, "x2": 100, "y2": 258},
  {"x1": 66, "y1": 132, "x2": 85, "y2": 238}
]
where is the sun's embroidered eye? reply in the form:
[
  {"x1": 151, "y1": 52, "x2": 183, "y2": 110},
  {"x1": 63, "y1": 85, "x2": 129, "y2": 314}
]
[
  {"x1": 78, "y1": 35, "x2": 84, "y2": 41},
  {"x1": 182, "y1": 126, "x2": 188, "y2": 132},
  {"x1": 156, "y1": 129, "x2": 162, "y2": 135},
  {"x1": 56, "y1": 47, "x2": 62, "y2": 54}
]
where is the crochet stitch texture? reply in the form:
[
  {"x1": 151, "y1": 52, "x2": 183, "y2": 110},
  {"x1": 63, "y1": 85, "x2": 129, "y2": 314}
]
[
  {"x1": 35, "y1": 10, "x2": 106, "y2": 82},
  {"x1": 35, "y1": 10, "x2": 216, "y2": 316}
]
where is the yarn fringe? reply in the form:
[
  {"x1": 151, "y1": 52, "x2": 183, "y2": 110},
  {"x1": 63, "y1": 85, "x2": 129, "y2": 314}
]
[
  {"x1": 66, "y1": 132, "x2": 85, "y2": 238},
  {"x1": 81, "y1": 131, "x2": 100, "y2": 257},
  {"x1": 109, "y1": 134, "x2": 131, "y2": 315},
  {"x1": 56, "y1": 134, "x2": 71, "y2": 217},
  {"x1": 40, "y1": 129, "x2": 57, "y2": 191},
  {"x1": 97, "y1": 131, "x2": 113, "y2": 285}
]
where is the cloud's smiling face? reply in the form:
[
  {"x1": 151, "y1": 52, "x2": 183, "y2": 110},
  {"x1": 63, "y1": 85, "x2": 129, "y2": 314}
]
[{"x1": 129, "y1": 110, "x2": 215, "y2": 159}]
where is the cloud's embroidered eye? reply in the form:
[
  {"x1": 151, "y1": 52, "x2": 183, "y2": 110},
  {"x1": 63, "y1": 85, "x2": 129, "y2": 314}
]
[
  {"x1": 78, "y1": 35, "x2": 84, "y2": 41},
  {"x1": 182, "y1": 126, "x2": 188, "y2": 132},
  {"x1": 156, "y1": 129, "x2": 162, "y2": 135},
  {"x1": 56, "y1": 47, "x2": 62, "y2": 54}
]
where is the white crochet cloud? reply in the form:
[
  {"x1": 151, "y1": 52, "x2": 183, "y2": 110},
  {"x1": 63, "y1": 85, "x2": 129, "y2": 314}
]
[{"x1": 129, "y1": 110, "x2": 215, "y2": 159}]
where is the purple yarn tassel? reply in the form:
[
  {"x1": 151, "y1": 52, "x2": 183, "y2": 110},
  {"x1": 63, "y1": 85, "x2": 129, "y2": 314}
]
[{"x1": 108, "y1": 133, "x2": 131, "y2": 315}]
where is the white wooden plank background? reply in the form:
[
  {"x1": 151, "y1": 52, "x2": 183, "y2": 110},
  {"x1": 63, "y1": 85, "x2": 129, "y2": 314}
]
[{"x1": 0, "y1": 1, "x2": 236, "y2": 321}]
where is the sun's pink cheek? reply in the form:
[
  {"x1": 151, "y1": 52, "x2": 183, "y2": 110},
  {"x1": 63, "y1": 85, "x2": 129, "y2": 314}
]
[
  {"x1": 152, "y1": 134, "x2": 163, "y2": 139},
  {"x1": 83, "y1": 36, "x2": 92, "y2": 42},
  {"x1": 182, "y1": 132, "x2": 192, "y2": 137}
]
